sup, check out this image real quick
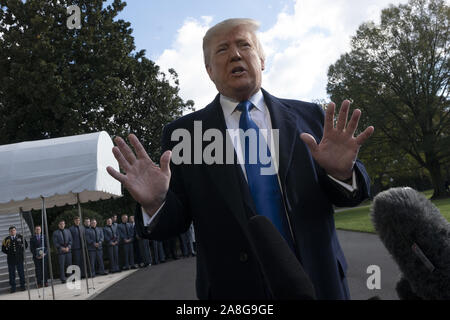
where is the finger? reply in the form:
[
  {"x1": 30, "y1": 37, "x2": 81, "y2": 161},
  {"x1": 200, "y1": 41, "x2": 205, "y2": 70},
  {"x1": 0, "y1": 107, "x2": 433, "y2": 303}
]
[
  {"x1": 300, "y1": 133, "x2": 319, "y2": 154},
  {"x1": 323, "y1": 102, "x2": 335, "y2": 135},
  {"x1": 128, "y1": 134, "x2": 152, "y2": 161},
  {"x1": 106, "y1": 166, "x2": 128, "y2": 185},
  {"x1": 112, "y1": 146, "x2": 132, "y2": 172},
  {"x1": 160, "y1": 150, "x2": 172, "y2": 175},
  {"x1": 346, "y1": 109, "x2": 361, "y2": 136},
  {"x1": 336, "y1": 100, "x2": 350, "y2": 132},
  {"x1": 115, "y1": 136, "x2": 137, "y2": 166},
  {"x1": 355, "y1": 126, "x2": 375, "y2": 145}
]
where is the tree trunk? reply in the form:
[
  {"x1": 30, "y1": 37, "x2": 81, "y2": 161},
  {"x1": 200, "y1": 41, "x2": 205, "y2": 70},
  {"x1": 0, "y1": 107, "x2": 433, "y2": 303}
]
[{"x1": 425, "y1": 158, "x2": 449, "y2": 199}]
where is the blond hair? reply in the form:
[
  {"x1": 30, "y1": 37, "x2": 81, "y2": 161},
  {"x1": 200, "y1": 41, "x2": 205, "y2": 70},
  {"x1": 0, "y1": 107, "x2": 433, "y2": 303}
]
[{"x1": 202, "y1": 18, "x2": 265, "y2": 66}]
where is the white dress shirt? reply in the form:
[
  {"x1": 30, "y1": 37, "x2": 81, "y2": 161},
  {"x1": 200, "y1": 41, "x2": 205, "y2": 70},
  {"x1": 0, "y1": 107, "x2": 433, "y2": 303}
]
[{"x1": 143, "y1": 90, "x2": 357, "y2": 226}]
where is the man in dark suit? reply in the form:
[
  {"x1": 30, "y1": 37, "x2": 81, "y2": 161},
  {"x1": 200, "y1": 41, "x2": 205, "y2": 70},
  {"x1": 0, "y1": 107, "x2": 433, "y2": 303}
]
[
  {"x1": 29, "y1": 225, "x2": 48, "y2": 288},
  {"x1": 69, "y1": 216, "x2": 86, "y2": 278},
  {"x1": 108, "y1": 18, "x2": 374, "y2": 300},
  {"x1": 52, "y1": 220, "x2": 72, "y2": 283}
]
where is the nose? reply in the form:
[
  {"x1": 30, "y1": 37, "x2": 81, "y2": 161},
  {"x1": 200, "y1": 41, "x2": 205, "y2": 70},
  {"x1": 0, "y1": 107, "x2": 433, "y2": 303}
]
[{"x1": 229, "y1": 45, "x2": 242, "y2": 62}]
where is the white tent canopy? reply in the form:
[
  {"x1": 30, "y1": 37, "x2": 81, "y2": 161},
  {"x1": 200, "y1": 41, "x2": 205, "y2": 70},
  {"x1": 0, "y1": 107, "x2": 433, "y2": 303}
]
[{"x1": 0, "y1": 131, "x2": 122, "y2": 214}]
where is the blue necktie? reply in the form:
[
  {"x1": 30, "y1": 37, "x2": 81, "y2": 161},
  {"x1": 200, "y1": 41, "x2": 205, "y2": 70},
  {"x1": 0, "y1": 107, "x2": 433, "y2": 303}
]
[{"x1": 236, "y1": 100, "x2": 295, "y2": 252}]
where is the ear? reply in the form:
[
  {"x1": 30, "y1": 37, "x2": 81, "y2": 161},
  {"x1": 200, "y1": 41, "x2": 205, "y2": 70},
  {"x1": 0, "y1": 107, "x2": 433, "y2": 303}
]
[
  {"x1": 206, "y1": 64, "x2": 215, "y2": 82},
  {"x1": 261, "y1": 58, "x2": 265, "y2": 71}
]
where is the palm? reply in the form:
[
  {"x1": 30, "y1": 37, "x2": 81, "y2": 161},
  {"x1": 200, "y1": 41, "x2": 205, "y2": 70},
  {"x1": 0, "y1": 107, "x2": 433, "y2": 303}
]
[
  {"x1": 106, "y1": 134, "x2": 171, "y2": 213},
  {"x1": 301, "y1": 101, "x2": 374, "y2": 181},
  {"x1": 123, "y1": 157, "x2": 170, "y2": 207}
]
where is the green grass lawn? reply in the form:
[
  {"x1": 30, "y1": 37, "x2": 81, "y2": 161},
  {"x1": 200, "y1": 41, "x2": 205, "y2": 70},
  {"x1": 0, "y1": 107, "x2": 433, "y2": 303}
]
[{"x1": 334, "y1": 190, "x2": 450, "y2": 233}]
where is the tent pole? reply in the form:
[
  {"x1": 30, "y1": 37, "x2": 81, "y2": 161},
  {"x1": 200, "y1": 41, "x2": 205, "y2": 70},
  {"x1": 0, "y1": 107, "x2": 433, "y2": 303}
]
[
  {"x1": 41, "y1": 197, "x2": 56, "y2": 300},
  {"x1": 19, "y1": 208, "x2": 31, "y2": 300},
  {"x1": 77, "y1": 194, "x2": 91, "y2": 294},
  {"x1": 25, "y1": 210, "x2": 41, "y2": 299},
  {"x1": 41, "y1": 202, "x2": 44, "y2": 299}
]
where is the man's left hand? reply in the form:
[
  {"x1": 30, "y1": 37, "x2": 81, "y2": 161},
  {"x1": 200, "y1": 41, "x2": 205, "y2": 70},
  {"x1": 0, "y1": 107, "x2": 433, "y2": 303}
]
[{"x1": 300, "y1": 100, "x2": 374, "y2": 181}]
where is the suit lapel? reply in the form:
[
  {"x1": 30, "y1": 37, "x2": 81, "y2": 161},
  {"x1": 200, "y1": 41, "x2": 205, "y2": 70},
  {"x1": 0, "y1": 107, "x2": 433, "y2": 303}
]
[{"x1": 262, "y1": 89, "x2": 299, "y2": 189}]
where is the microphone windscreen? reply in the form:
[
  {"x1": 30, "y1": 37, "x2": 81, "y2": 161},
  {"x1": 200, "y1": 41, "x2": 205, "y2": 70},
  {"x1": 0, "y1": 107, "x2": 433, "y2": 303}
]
[
  {"x1": 247, "y1": 215, "x2": 316, "y2": 300},
  {"x1": 371, "y1": 187, "x2": 450, "y2": 299}
]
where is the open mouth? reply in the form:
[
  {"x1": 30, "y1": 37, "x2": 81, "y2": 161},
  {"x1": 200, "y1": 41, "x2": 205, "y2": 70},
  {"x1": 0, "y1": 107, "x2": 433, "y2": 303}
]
[{"x1": 231, "y1": 66, "x2": 246, "y2": 75}]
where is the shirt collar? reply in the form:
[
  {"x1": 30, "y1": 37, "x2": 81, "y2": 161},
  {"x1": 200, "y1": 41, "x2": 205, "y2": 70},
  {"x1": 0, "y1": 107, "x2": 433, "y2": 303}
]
[{"x1": 220, "y1": 89, "x2": 265, "y2": 119}]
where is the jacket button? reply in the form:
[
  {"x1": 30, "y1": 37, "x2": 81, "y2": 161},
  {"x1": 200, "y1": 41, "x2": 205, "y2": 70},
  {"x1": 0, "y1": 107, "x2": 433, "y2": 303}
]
[{"x1": 239, "y1": 252, "x2": 248, "y2": 263}]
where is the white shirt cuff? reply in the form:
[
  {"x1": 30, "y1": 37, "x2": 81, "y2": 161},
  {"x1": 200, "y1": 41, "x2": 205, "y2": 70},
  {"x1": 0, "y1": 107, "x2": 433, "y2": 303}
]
[
  {"x1": 327, "y1": 171, "x2": 357, "y2": 192},
  {"x1": 142, "y1": 202, "x2": 165, "y2": 227}
]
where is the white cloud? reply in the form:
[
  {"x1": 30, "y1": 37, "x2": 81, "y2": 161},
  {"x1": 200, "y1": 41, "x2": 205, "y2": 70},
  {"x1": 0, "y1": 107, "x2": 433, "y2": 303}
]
[
  {"x1": 156, "y1": 16, "x2": 217, "y2": 111},
  {"x1": 156, "y1": 0, "x2": 409, "y2": 110},
  {"x1": 260, "y1": 0, "x2": 409, "y2": 102}
]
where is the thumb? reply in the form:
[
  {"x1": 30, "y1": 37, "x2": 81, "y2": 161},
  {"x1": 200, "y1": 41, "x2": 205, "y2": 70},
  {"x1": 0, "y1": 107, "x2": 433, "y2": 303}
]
[
  {"x1": 300, "y1": 133, "x2": 318, "y2": 154},
  {"x1": 160, "y1": 150, "x2": 172, "y2": 175}
]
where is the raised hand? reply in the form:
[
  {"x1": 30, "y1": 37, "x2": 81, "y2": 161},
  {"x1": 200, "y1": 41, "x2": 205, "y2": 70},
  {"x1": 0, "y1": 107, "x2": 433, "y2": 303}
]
[
  {"x1": 106, "y1": 134, "x2": 172, "y2": 216},
  {"x1": 300, "y1": 100, "x2": 374, "y2": 181}
]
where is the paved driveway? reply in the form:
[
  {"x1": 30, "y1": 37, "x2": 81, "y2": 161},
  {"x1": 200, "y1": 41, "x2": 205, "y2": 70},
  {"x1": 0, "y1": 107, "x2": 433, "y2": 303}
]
[{"x1": 94, "y1": 230, "x2": 401, "y2": 300}]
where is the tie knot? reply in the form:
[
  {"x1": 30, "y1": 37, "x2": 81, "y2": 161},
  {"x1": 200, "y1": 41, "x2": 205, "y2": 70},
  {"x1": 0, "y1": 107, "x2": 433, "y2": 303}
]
[{"x1": 236, "y1": 100, "x2": 254, "y2": 113}]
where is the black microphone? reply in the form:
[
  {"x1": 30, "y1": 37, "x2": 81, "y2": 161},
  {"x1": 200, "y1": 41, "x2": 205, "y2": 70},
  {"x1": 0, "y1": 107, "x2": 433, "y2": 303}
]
[
  {"x1": 371, "y1": 187, "x2": 450, "y2": 299},
  {"x1": 247, "y1": 215, "x2": 316, "y2": 300}
]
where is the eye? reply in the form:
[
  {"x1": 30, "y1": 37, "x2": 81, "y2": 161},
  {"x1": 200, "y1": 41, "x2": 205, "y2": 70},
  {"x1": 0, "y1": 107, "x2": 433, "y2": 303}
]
[{"x1": 216, "y1": 47, "x2": 226, "y2": 54}]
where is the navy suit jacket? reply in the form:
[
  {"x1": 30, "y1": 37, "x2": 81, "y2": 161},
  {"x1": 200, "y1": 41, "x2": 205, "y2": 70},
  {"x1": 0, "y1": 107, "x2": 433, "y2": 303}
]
[
  {"x1": 135, "y1": 89, "x2": 371, "y2": 300},
  {"x1": 30, "y1": 235, "x2": 48, "y2": 259}
]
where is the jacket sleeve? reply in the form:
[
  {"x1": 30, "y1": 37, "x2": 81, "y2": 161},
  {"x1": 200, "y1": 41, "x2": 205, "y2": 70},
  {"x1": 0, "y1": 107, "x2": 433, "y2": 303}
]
[
  {"x1": 52, "y1": 232, "x2": 61, "y2": 251},
  {"x1": 2, "y1": 239, "x2": 8, "y2": 254}
]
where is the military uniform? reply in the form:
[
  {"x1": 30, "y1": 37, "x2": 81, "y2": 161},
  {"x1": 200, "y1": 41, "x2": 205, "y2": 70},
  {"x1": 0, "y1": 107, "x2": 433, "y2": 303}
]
[
  {"x1": 69, "y1": 225, "x2": 86, "y2": 277},
  {"x1": 85, "y1": 226, "x2": 106, "y2": 276},
  {"x1": 2, "y1": 234, "x2": 28, "y2": 292},
  {"x1": 52, "y1": 228, "x2": 72, "y2": 282},
  {"x1": 117, "y1": 222, "x2": 135, "y2": 270},
  {"x1": 103, "y1": 225, "x2": 120, "y2": 273}
]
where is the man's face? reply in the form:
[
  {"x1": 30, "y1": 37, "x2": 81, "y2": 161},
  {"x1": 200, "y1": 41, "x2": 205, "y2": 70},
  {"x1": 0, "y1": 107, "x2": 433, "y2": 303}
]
[
  {"x1": 9, "y1": 228, "x2": 16, "y2": 236},
  {"x1": 106, "y1": 219, "x2": 112, "y2": 226},
  {"x1": 91, "y1": 220, "x2": 97, "y2": 228},
  {"x1": 58, "y1": 221, "x2": 65, "y2": 230},
  {"x1": 112, "y1": 215, "x2": 117, "y2": 223},
  {"x1": 84, "y1": 219, "x2": 90, "y2": 227},
  {"x1": 35, "y1": 226, "x2": 41, "y2": 235},
  {"x1": 129, "y1": 216, "x2": 135, "y2": 224},
  {"x1": 206, "y1": 25, "x2": 265, "y2": 101},
  {"x1": 121, "y1": 215, "x2": 128, "y2": 223},
  {"x1": 74, "y1": 218, "x2": 80, "y2": 226}
]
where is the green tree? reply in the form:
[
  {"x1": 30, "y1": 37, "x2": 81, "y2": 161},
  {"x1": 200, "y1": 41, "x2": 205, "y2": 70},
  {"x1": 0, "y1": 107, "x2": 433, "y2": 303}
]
[
  {"x1": 327, "y1": 0, "x2": 449, "y2": 198},
  {"x1": 0, "y1": 0, "x2": 194, "y2": 224}
]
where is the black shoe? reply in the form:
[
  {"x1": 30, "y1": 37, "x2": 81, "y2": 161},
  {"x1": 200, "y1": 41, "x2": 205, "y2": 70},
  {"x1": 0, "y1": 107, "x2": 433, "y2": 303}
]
[
  {"x1": 130, "y1": 265, "x2": 137, "y2": 269},
  {"x1": 61, "y1": 280, "x2": 66, "y2": 284},
  {"x1": 143, "y1": 263, "x2": 150, "y2": 267},
  {"x1": 99, "y1": 272, "x2": 108, "y2": 276},
  {"x1": 20, "y1": 287, "x2": 26, "y2": 291},
  {"x1": 10, "y1": 288, "x2": 16, "y2": 294}
]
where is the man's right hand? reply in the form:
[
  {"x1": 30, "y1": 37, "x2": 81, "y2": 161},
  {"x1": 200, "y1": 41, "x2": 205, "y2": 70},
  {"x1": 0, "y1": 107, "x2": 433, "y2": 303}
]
[{"x1": 106, "y1": 134, "x2": 172, "y2": 217}]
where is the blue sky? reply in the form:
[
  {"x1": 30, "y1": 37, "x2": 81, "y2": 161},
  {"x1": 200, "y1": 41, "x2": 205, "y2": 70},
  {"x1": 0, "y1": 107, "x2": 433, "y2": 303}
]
[
  {"x1": 107, "y1": 0, "x2": 408, "y2": 109},
  {"x1": 113, "y1": 0, "x2": 294, "y2": 60}
]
